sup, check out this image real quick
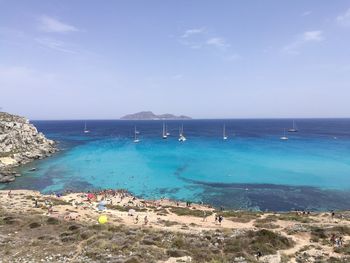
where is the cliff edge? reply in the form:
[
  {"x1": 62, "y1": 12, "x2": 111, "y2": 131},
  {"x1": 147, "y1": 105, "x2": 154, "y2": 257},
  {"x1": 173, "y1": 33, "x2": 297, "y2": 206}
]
[{"x1": 0, "y1": 112, "x2": 57, "y2": 183}]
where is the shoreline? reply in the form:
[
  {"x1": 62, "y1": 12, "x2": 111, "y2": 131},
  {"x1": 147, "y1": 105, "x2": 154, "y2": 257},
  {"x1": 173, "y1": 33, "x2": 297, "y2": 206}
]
[
  {"x1": 3, "y1": 179, "x2": 350, "y2": 212},
  {"x1": 0, "y1": 112, "x2": 58, "y2": 183}
]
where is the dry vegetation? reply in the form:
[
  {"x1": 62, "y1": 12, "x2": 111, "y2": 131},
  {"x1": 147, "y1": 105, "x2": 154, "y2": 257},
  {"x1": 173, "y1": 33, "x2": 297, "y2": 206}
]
[
  {"x1": 0, "y1": 209, "x2": 294, "y2": 263},
  {"x1": 2, "y1": 191, "x2": 350, "y2": 263}
]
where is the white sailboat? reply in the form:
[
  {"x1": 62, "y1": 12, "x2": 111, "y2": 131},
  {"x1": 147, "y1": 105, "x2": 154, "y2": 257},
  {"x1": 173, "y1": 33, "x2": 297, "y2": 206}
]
[
  {"x1": 83, "y1": 122, "x2": 90, "y2": 133},
  {"x1": 280, "y1": 128, "x2": 288, "y2": 140},
  {"x1": 288, "y1": 120, "x2": 298, "y2": 132},
  {"x1": 223, "y1": 124, "x2": 228, "y2": 140},
  {"x1": 178, "y1": 124, "x2": 186, "y2": 142},
  {"x1": 162, "y1": 122, "x2": 167, "y2": 139},
  {"x1": 166, "y1": 124, "x2": 170, "y2": 136},
  {"x1": 133, "y1": 126, "x2": 140, "y2": 143}
]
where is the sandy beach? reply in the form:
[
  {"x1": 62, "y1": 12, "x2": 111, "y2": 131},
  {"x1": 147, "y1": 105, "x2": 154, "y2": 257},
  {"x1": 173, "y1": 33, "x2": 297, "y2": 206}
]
[{"x1": 1, "y1": 189, "x2": 350, "y2": 262}]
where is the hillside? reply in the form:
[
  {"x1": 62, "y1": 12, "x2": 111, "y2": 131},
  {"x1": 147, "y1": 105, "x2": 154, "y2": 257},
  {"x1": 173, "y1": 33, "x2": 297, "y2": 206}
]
[
  {"x1": 120, "y1": 111, "x2": 191, "y2": 120},
  {"x1": 1, "y1": 190, "x2": 350, "y2": 263}
]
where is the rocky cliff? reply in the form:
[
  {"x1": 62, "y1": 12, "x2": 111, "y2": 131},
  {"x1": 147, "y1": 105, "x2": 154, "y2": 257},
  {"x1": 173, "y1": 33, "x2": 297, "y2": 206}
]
[{"x1": 0, "y1": 112, "x2": 57, "y2": 183}]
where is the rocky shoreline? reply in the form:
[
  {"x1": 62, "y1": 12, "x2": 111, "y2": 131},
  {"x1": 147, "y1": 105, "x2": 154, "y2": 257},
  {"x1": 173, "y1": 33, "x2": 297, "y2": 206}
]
[{"x1": 0, "y1": 112, "x2": 57, "y2": 183}]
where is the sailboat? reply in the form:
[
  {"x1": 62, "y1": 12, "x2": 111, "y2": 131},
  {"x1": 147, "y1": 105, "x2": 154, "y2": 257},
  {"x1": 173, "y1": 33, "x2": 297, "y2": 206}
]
[
  {"x1": 280, "y1": 128, "x2": 288, "y2": 140},
  {"x1": 133, "y1": 126, "x2": 140, "y2": 143},
  {"x1": 162, "y1": 122, "x2": 167, "y2": 139},
  {"x1": 166, "y1": 124, "x2": 170, "y2": 136},
  {"x1": 178, "y1": 124, "x2": 186, "y2": 142},
  {"x1": 223, "y1": 124, "x2": 228, "y2": 140},
  {"x1": 288, "y1": 120, "x2": 298, "y2": 132},
  {"x1": 83, "y1": 122, "x2": 90, "y2": 133}
]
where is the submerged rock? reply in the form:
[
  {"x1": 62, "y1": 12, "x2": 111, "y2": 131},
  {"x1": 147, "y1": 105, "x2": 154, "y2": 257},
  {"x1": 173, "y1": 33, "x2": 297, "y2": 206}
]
[
  {"x1": 0, "y1": 112, "x2": 57, "y2": 183},
  {"x1": 0, "y1": 173, "x2": 15, "y2": 183}
]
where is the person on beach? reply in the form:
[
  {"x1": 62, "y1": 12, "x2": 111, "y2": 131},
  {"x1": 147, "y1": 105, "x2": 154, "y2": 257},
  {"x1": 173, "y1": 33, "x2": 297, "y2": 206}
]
[
  {"x1": 47, "y1": 204, "x2": 53, "y2": 215},
  {"x1": 335, "y1": 236, "x2": 343, "y2": 247},
  {"x1": 135, "y1": 215, "x2": 139, "y2": 224},
  {"x1": 215, "y1": 214, "x2": 218, "y2": 224},
  {"x1": 218, "y1": 215, "x2": 223, "y2": 225},
  {"x1": 330, "y1": 234, "x2": 336, "y2": 245},
  {"x1": 7, "y1": 190, "x2": 12, "y2": 198},
  {"x1": 144, "y1": 216, "x2": 148, "y2": 225},
  {"x1": 202, "y1": 211, "x2": 207, "y2": 222},
  {"x1": 335, "y1": 237, "x2": 340, "y2": 247},
  {"x1": 255, "y1": 251, "x2": 262, "y2": 260}
]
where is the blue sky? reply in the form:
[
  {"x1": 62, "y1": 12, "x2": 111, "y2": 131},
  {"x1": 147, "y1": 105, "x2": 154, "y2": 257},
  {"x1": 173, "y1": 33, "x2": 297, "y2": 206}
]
[{"x1": 1, "y1": 1, "x2": 350, "y2": 119}]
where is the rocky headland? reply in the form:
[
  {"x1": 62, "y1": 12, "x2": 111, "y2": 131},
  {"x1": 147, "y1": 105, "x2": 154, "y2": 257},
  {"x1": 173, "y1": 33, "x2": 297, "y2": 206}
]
[{"x1": 0, "y1": 112, "x2": 57, "y2": 183}]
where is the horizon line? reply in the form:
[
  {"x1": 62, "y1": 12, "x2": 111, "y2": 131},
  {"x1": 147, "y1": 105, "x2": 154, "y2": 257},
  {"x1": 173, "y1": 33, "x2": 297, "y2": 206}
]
[{"x1": 30, "y1": 117, "x2": 350, "y2": 121}]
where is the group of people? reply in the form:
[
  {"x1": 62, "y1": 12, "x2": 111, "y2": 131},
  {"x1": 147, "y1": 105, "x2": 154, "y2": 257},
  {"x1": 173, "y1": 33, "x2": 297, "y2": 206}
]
[
  {"x1": 84, "y1": 189, "x2": 131, "y2": 201},
  {"x1": 330, "y1": 234, "x2": 343, "y2": 247},
  {"x1": 294, "y1": 209, "x2": 311, "y2": 216},
  {"x1": 133, "y1": 215, "x2": 149, "y2": 225},
  {"x1": 185, "y1": 201, "x2": 192, "y2": 207},
  {"x1": 214, "y1": 214, "x2": 224, "y2": 224}
]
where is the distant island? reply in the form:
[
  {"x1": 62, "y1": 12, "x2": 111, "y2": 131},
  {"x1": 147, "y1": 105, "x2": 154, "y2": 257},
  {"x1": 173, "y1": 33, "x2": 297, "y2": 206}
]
[{"x1": 120, "y1": 111, "x2": 191, "y2": 120}]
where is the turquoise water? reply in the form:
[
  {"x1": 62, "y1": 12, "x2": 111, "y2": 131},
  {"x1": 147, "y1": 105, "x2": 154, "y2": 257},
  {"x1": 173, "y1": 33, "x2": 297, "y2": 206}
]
[{"x1": 3, "y1": 119, "x2": 350, "y2": 211}]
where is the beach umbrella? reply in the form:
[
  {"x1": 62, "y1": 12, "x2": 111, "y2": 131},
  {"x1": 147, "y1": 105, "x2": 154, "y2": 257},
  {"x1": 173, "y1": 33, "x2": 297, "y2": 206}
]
[
  {"x1": 99, "y1": 200, "x2": 106, "y2": 206},
  {"x1": 98, "y1": 215, "x2": 108, "y2": 224},
  {"x1": 98, "y1": 202, "x2": 106, "y2": 211},
  {"x1": 87, "y1": 193, "x2": 94, "y2": 199},
  {"x1": 128, "y1": 209, "x2": 136, "y2": 216}
]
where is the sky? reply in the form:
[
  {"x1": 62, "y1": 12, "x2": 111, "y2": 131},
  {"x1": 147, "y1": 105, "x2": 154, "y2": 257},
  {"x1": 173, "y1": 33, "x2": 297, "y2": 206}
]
[{"x1": 1, "y1": 1, "x2": 350, "y2": 120}]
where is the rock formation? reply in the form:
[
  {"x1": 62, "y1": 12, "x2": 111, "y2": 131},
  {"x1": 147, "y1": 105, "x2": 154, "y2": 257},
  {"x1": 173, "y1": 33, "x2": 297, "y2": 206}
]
[
  {"x1": 0, "y1": 112, "x2": 57, "y2": 183},
  {"x1": 120, "y1": 111, "x2": 191, "y2": 120}
]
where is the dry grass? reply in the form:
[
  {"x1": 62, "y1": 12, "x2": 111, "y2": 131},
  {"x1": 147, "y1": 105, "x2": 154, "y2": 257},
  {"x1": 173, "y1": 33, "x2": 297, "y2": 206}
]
[{"x1": 0, "y1": 209, "x2": 294, "y2": 263}]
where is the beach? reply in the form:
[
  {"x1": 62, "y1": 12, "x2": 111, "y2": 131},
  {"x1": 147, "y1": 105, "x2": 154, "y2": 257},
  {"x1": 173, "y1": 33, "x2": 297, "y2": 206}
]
[{"x1": 1, "y1": 189, "x2": 350, "y2": 262}]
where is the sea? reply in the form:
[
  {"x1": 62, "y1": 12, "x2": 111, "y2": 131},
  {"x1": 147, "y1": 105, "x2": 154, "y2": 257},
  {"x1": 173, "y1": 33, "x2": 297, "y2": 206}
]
[{"x1": 2, "y1": 119, "x2": 350, "y2": 211}]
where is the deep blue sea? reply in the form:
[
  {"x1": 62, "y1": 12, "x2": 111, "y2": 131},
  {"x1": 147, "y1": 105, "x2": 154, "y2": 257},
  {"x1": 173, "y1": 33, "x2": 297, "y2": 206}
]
[{"x1": 2, "y1": 119, "x2": 350, "y2": 211}]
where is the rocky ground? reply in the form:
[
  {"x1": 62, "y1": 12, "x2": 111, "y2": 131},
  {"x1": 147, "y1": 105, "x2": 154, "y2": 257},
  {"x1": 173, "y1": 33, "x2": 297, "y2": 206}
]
[
  {"x1": 0, "y1": 112, "x2": 57, "y2": 183},
  {"x1": 1, "y1": 190, "x2": 350, "y2": 263}
]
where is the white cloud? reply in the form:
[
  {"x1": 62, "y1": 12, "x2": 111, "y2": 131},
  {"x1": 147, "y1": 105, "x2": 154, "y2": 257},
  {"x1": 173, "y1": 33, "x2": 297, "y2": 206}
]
[
  {"x1": 206, "y1": 37, "x2": 230, "y2": 49},
  {"x1": 181, "y1": 28, "x2": 205, "y2": 38},
  {"x1": 178, "y1": 28, "x2": 236, "y2": 57},
  {"x1": 302, "y1": 11, "x2": 312, "y2": 16},
  {"x1": 302, "y1": 31, "x2": 323, "y2": 41},
  {"x1": 282, "y1": 30, "x2": 324, "y2": 55},
  {"x1": 35, "y1": 37, "x2": 77, "y2": 54},
  {"x1": 336, "y1": 8, "x2": 350, "y2": 27},
  {"x1": 38, "y1": 15, "x2": 78, "y2": 33}
]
